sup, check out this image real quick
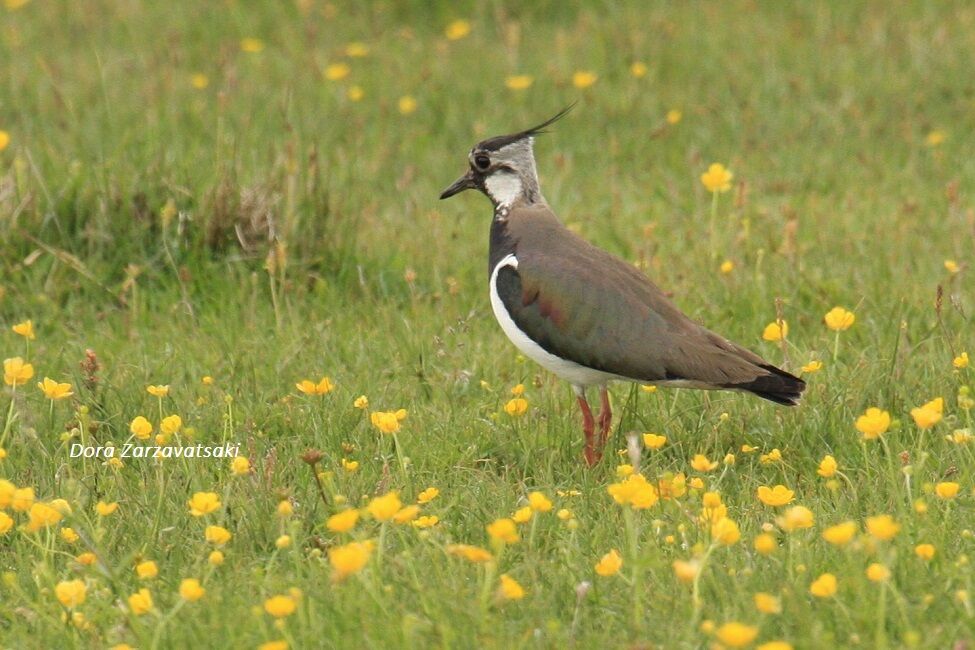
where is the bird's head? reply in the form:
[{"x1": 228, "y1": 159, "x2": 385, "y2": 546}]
[{"x1": 439, "y1": 106, "x2": 573, "y2": 210}]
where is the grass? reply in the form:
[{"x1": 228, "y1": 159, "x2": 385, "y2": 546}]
[{"x1": 1, "y1": 1, "x2": 973, "y2": 648}]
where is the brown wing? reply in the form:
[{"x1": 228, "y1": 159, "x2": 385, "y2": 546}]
[{"x1": 500, "y1": 205, "x2": 805, "y2": 404}]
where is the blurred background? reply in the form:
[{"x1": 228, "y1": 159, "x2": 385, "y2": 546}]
[{"x1": 0, "y1": 1, "x2": 971, "y2": 351}]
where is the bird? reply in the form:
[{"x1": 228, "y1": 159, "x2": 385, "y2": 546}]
[{"x1": 439, "y1": 108, "x2": 805, "y2": 466}]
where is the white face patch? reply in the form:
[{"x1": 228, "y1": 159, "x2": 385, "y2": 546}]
[{"x1": 484, "y1": 172, "x2": 523, "y2": 208}]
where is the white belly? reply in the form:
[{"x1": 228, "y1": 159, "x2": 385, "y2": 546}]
[{"x1": 489, "y1": 254, "x2": 620, "y2": 389}]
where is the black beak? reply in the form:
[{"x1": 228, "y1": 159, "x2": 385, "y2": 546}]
[{"x1": 439, "y1": 171, "x2": 476, "y2": 200}]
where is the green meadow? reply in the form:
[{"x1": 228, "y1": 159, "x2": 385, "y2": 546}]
[{"x1": 1, "y1": 1, "x2": 973, "y2": 648}]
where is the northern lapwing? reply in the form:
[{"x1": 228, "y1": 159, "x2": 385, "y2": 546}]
[{"x1": 440, "y1": 109, "x2": 805, "y2": 466}]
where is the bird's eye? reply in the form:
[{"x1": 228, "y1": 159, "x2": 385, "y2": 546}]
[{"x1": 474, "y1": 154, "x2": 490, "y2": 170}]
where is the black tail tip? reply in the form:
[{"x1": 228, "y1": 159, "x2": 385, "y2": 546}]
[{"x1": 726, "y1": 365, "x2": 806, "y2": 406}]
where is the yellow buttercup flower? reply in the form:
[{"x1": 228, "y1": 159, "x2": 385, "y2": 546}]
[
  {"x1": 512, "y1": 505, "x2": 533, "y2": 523},
  {"x1": 329, "y1": 541, "x2": 373, "y2": 580},
  {"x1": 205, "y1": 525, "x2": 231, "y2": 545},
  {"x1": 690, "y1": 454, "x2": 718, "y2": 472},
  {"x1": 276, "y1": 500, "x2": 293, "y2": 518},
  {"x1": 347, "y1": 85, "x2": 364, "y2": 101},
  {"x1": 945, "y1": 259, "x2": 960, "y2": 274},
  {"x1": 417, "y1": 487, "x2": 439, "y2": 504},
  {"x1": 822, "y1": 521, "x2": 856, "y2": 546},
  {"x1": 341, "y1": 458, "x2": 359, "y2": 472},
  {"x1": 498, "y1": 574, "x2": 525, "y2": 600},
  {"x1": 817, "y1": 455, "x2": 838, "y2": 478},
  {"x1": 60, "y1": 527, "x2": 79, "y2": 543},
  {"x1": 925, "y1": 129, "x2": 946, "y2": 146},
  {"x1": 666, "y1": 109, "x2": 683, "y2": 125},
  {"x1": 865, "y1": 514, "x2": 899, "y2": 541},
  {"x1": 0, "y1": 511, "x2": 13, "y2": 534},
  {"x1": 809, "y1": 573, "x2": 837, "y2": 598},
  {"x1": 504, "y1": 398, "x2": 528, "y2": 416},
  {"x1": 37, "y1": 377, "x2": 74, "y2": 400},
  {"x1": 345, "y1": 42, "x2": 369, "y2": 57},
  {"x1": 756, "y1": 485, "x2": 794, "y2": 507},
  {"x1": 824, "y1": 307, "x2": 855, "y2": 331},
  {"x1": 12, "y1": 320, "x2": 35, "y2": 339},
  {"x1": 910, "y1": 397, "x2": 943, "y2": 429},
  {"x1": 855, "y1": 407, "x2": 890, "y2": 440},
  {"x1": 0, "y1": 130, "x2": 9, "y2": 150},
  {"x1": 3, "y1": 357, "x2": 34, "y2": 386},
  {"x1": 230, "y1": 456, "x2": 251, "y2": 475},
  {"x1": 367, "y1": 492, "x2": 402, "y2": 521},
  {"x1": 934, "y1": 481, "x2": 960, "y2": 499},
  {"x1": 716, "y1": 622, "x2": 758, "y2": 648},
  {"x1": 55, "y1": 579, "x2": 87, "y2": 608},
  {"x1": 505, "y1": 75, "x2": 533, "y2": 90},
  {"x1": 712, "y1": 517, "x2": 741, "y2": 545},
  {"x1": 296, "y1": 377, "x2": 335, "y2": 395},
  {"x1": 607, "y1": 473, "x2": 659, "y2": 509},
  {"x1": 801, "y1": 360, "x2": 823, "y2": 373},
  {"x1": 915, "y1": 543, "x2": 936, "y2": 560},
  {"x1": 146, "y1": 384, "x2": 169, "y2": 397},
  {"x1": 258, "y1": 642, "x2": 288, "y2": 650},
  {"x1": 528, "y1": 491, "x2": 553, "y2": 512},
  {"x1": 446, "y1": 544, "x2": 493, "y2": 563},
  {"x1": 753, "y1": 533, "x2": 777, "y2": 555},
  {"x1": 595, "y1": 549, "x2": 623, "y2": 576},
  {"x1": 630, "y1": 61, "x2": 648, "y2": 78},
  {"x1": 393, "y1": 505, "x2": 420, "y2": 524},
  {"x1": 136, "y1": 560, "x2": 158, "y2": 579},
  {"x1": 954, "y1": 352, "x2": 970, "y2": 369},
  {"x1": 76, "y1": 552, "x2": 97, "y2": 565},
  {"x1": 572, "y1": 70, "x2": 598, "y2": 89},
  {"x1": 26, "y1": 502, "x2": 62, "y2": 531},
  {"x1": 11, "y1": 486, "x2": 34, "y2": 511},
  {"x1": 643, "y1": 433, "x2": 667, "y2": 449},
  {"x1": 240, "y1": 37, "x2": 265, "y2": 53},
  {"x1": 413, "y1": 515, "x2": 439, "y2": 529},
  {"x1": 754, "y1": 592, "x2": 781, "y2": 614},
  {"x1": 179, "y1": 578, "x2": 205, "y2": 601},
  {"x1": 209, "y1": 550, "x2": 225, "y2": 566},
  {"x1": 353, "y1": 395, "x2": 369, "y2": 409},
  {"x1": 324, "y1": 63, "x2": 350, "y2": 81},
  {"x1": 719, "y1": 259, "x2": 734, "y2": 274},
  {"x1": 187, "y1": 491, "x2": 221, "y2": 517},
  {"x1": 95, "y1": 501, "x2": 118, "y2": 516},
  {"x1": 190, "y1": 73, "x2": 209, "y2": 89},
  {"x1": 701, "y1": 163, "x2": 733, "y2": 193},
  {"x1": 128, "y1": 588, "x2": 153, "y2": 615},
  {"x1": 0, "y1": 479, "x2": 15, "y2": 508},
  {"x1": 264, "y1": 594, "x2": 297, "y2": 618},
  {"x1": 129, "y1": 416, "x2": 153, "y2": 440},
  {"x1": 444, "y1": 19, "x2": 471, "y2": 41},
  {"x1": 761, "y1": 320, "x2": 787, "y2": 342},
  {"x1": 672, "y1": 559, "x2": 700, "y2": 583},
  {"x1": 327, "y1": 508, "x2": 359, "y2": 533},
  {"x1": 370, "y1": 410, "x2": 405, "y2": 434},
  {"x1": 866, "y1": 563, "x2": 890, "y2": 582},
  {"x1": 487, "y1": 517, "x2": 519, "y2": 544},
  {"x1": 160, "y1": 414, "x2": 182, "y2": 436},
  {"x1": 777, "y1": 505, "x2": 814, "y2": 532},
  {"x1": 398, "y1": 96, "x2": 418, "y2": 115}
]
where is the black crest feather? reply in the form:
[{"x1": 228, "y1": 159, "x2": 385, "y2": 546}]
[{"x1": 478, "y1": 104, "x2": 576, "y2": 152}]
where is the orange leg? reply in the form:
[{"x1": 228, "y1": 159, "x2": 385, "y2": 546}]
[
  {"x1": 597, "y1": 387, "x2": 612, "y2": 452},
  {"x1": 577, "y1": 394, "x2": 599, "y2": 466}
]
